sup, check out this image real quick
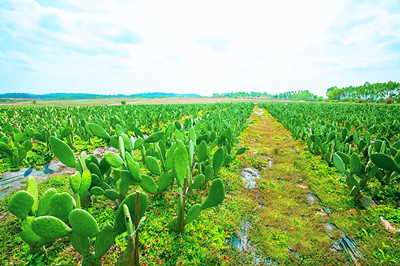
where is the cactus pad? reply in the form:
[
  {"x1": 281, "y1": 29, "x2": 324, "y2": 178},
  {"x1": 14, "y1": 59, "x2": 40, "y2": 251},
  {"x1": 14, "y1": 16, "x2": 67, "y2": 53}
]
[
  {"x1": 213, "y1": 147, "x2": 224, "y2": 173},
  {"x1": 95, "y1": 224, "x2": 114, "y2": 258},
  {"x1": 49, "y1": 136, "x2": 76, "y2": 168},
  {"x1": 88, "y1": 123, "x2": 110, "y2": 140},
  {"x1": 201, "y1": 178, "x2": 225, "y2": 210},
  {"x1": 69, "y1": 209, "x2": 99, "y2": 238},
  {"x1": 50, "y1": 192, "x2": 75, "y2": 223},
  {"x1": 192, "y1": 174, "x2": 205, "y2": 189},
  {"x1": 37, "y1": 188, "x2": 57, "y2": 217},
  {"x1": 104, "y1": 152, "x2": 124, "y2": 168},
  {"x1": 31, "y1": 216, "x2": 71, "y2": 239},
  {"x1": 26, "y1": 176, "x2": 38, "y2": 215},
  {"x1": 185, "y1": 204, "x2": 202, "y2": 224},
  {"x1": 371, "y1": 153, "x2": 400, "y2": 172},
  {"x1": 69, "y1": 172, "x2": 81, "y2": 194},
  {"x1": 71, "y1": 231, "x2": 90, "y2": 256},
  {"x1": 8, "y1": 191, "x2": 34, "y2": 220},
  {"x1": 140, "y1": 174, "x2": 157, "y2": 194},
  {"x1": 145, "y1": 156, "x2": 161, "y2": 175}
]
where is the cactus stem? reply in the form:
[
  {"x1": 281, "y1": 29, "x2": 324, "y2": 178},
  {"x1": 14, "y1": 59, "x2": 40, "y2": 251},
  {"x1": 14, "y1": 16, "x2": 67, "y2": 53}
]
[
  {"x1": 134, "y1": 191, "x2": 140, "y2": 266},
  {"x1": 180, "y1": 177, "x2": 187, "y2": 233},
  {"x1": 123, "y1": 204, "x2": 135, "y2": 264}
]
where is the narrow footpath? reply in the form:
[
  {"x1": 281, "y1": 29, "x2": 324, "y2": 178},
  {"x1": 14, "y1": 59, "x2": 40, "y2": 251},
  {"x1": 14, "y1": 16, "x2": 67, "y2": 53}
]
[{"x1": 224, "y1": 105, "x2": 399, "y2": 265}]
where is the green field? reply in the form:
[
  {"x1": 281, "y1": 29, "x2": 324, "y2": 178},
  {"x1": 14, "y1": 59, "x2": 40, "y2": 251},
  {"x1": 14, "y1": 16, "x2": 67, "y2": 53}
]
[{"x1": 1, "y1": 101, "x2": 400, "y2": 265}]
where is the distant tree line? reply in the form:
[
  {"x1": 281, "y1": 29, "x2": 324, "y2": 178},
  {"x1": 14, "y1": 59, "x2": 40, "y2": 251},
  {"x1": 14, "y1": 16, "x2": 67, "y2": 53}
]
[
  {"x1": 213, "y1": 90, "x2": 323, "y2": 101},
  {"x1": 326, "y1": 81, "x2": 400, "y2": 103}
]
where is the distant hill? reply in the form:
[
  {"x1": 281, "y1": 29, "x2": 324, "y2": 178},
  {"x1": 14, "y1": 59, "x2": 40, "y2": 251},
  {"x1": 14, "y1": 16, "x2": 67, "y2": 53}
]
[{"x1": 0, "y1": 92, "x2": 201, "y2": 100}]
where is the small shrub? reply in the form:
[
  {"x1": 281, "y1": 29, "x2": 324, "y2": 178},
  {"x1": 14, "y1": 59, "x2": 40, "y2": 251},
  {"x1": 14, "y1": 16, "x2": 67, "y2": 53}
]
[
  {"x1": 385, "y1": 97, "x2": 394, "y2": 104},
  {"x1": 31, "y1": 100, "x2": 37, "y2": 104},
  {"x1": 376, "y1": 98, "x2": 385, "y2": 103},
  {"x1": 121, "y1": 100, "x2": 127, "y2": 105},
  {"x1": 358, "y1": 99, "x2": 365, "y2": 103}
]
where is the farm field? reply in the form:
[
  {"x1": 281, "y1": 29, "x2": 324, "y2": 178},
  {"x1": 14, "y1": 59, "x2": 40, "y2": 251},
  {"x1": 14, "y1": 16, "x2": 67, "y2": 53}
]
[
  {"x1": 0, "y1": 97, "x2": 278, "y2": 107},
  {"x1": 0, "y1": 101, "x2": 399, "y2": 265}
]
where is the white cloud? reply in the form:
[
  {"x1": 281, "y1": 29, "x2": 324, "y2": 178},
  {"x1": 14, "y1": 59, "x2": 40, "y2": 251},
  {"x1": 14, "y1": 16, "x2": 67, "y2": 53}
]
[{"x1": 0, "y1": 0, "x2": 399, "y2": 96}]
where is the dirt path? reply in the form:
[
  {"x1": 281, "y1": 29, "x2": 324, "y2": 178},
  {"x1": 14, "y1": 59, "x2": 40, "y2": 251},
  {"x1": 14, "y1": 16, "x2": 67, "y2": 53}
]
[{"x1": 229, "y1": 106, "x2": 354, "y2": 264}]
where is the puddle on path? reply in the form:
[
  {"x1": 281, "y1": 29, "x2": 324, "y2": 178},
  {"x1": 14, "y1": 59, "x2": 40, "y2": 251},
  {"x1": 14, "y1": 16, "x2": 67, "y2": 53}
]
[
  {"x1": 227, "y1": 220, "x2": 277, "y2": 265},
  {"x1": 0, "y1": 160, "x2": 75, "y2": 199},
  {"x1": 305, "y1": 193, "x2": 320, "y2": 204},
  {"x1": 242, "y1": 168, "x2": 260, "y2": 189},
  {"x1": 0, "y1": 146, "x2": 117, "y2": 199},
  {"x1": 254, "y1": 108, "x2": 264, "y2": 115}
]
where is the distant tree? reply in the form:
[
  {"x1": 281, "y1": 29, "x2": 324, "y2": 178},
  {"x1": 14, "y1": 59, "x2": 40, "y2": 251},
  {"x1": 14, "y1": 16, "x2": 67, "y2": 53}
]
[
  {"x1": 31, "y1": 100, "x2": 37, "y2": 105},
  {"x1": 121, "y1": 100, "x2": 127, "y2": 105}
]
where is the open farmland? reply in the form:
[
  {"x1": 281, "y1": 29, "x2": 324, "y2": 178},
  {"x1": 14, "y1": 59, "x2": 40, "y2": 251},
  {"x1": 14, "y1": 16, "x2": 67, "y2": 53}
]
[{"x1": 1, "y1": 101, "x2": 400, "y2": 265}]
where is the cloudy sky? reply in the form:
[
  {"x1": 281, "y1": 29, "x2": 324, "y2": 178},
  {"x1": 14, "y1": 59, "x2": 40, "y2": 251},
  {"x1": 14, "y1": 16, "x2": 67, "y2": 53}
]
[{"x1": 0, "y1": 0, "x2": 399, "y2": 96}]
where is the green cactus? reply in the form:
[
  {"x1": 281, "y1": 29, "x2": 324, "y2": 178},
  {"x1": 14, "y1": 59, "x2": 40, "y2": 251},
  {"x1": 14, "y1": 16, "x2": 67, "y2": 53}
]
[
  {"x1": 184, "y1": 204, "x2": 202, "y2": 224},
  {"x1": 333, "y1": 153, "x2": 345, "y2": 173},
  {"x1": 173, "y1": 140, "x2": 188, "y2": 186},
  {"x1": 145, "y1": 131, "x2": 165, "y2": 143},
  {"x1": 104, "y1": 152, "x2": 124, "y2": 168},
  {"x1": 94, "y1": 224, "x2": 114, "y2": 259},
  {"x1": 371, "y1": 153, "x2": 400, "y2": 172},
  {"x1": 71, "y1": 231, "x2": 90, "y2": 257},
  {"x1": 350, "y1": 153, "x2": 363, "y2": 175},
  {"x1": 192, "y1": 174, "x2": 205, "y2": 189},
  {"x1": 20, "y1": 217, "x2": 51, "y2": 253},
  {"x1": 114, "y1": 192, "x2": 147, "y2": 235},
  {"x1": 139, "y1": 174, "x2": 157, "y2": 194},
  {"x1": 88, "y1": 122, "x2": 110, "y2": 140},
  {"x1": 31, "y1": 216, "x2": 72, "y2": 239},
  {"x1": 104, "y1": 189, "x2": 120, "y2": 200},
  {"x1": 8, "y1": 191, "x2": 34, "y2": 220},
  {"x1": 236, "y1": 147, "x2": 247, "y2": 155},
  {"x1": 213, "y1": 147, "x2": 224, "y2": 173},
  {"x1": 145, "y1": 156, "x2": 161, "y2": 175},
  {"x1": 158, "y1": 172, "x2": 173, "y2": 192},
  {"x1": 125, "y1": 152, "x2": 142, "y2": 181},
  {"x1": 37, "y1": 188, "x2": 57, "y2": 216},
  {"x1": 201, "y1": 178, "x2": 225, "y2": 210},
  {"x1": 26, "y1": 176, "x2": 38, "y2": 215},
  {"x1": 69, "y1": 172, "x2": 81, "y2": 194},
  {"x1": 49, "y1": 136, "x2": 76, "y2": 168},
  {"x1": 69, "y1": 209, "x2": 99, "y2": 237},
  {"x1": 50, "y1": 192, "x2": 76, "y2": 223},
  {"x1": 91, "y1": 186, "x2": 105, "y2": 196},
  {"x1": 197, "y1": 140, "x2": 208, "y2": 162}
]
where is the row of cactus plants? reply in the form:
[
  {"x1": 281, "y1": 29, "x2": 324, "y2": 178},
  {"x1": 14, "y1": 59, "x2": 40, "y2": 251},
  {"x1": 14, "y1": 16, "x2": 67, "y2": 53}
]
[
  {"x1": 260, "y1": 102, "x2": 400, "y2": 207},
  {"x1": 6, "y1": 103, "x2": 253, "y2": 264},
  {"x1": 0, "y1": 102, "x2": 252, "y2": 172}
]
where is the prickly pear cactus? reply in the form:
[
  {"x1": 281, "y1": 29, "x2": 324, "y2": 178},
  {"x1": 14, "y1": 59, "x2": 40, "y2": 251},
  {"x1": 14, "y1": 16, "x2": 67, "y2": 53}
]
[
  {"x1": 37, "y1": 188, "x2": 57, "y2": 216},
  {"x1": 201, "y1": 178, "x2": 225, "y2": 210},
  {"x1": 140, "y1": 175, "x2": 157, "y2": 194},
  {"x1": 94, "y1": 224, "x2": 114, "y2": 259},
  {"x1": 88, "y1": 123, "x2": 110, "y2": 140},
  {"x1": 49, "y1": 136, "x2": 76, "y2": 168},
  {"x1": 69, "y1": 209, "x2": 99, "y2": 238},
  {"x1": 8, "y1": 191, "x2": 34, "y2": 220},
  {"x1": 114, "y1": 193, "x2": 148, "y2": 235},
  {"x1": 50, "y1": 192, "x2": 76, "y2": 223},
  {"x1": 31, "y1": 216, "x2": 72, "y2": 239},
  {"x1": 184, "y1": 204, "x2": 202, "y2": 224}
]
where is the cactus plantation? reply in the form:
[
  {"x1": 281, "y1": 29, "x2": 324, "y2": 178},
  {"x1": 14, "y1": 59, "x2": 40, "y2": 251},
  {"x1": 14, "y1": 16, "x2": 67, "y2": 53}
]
[{"x1": 1, "y1": 101, "x2": 400, "y2": 264}]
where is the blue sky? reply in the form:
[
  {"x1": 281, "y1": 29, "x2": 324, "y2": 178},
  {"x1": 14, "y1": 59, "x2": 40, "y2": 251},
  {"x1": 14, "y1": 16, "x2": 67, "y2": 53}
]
[{"x1": 0, "y1": 0, "x2": 399, "y2": 96}]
